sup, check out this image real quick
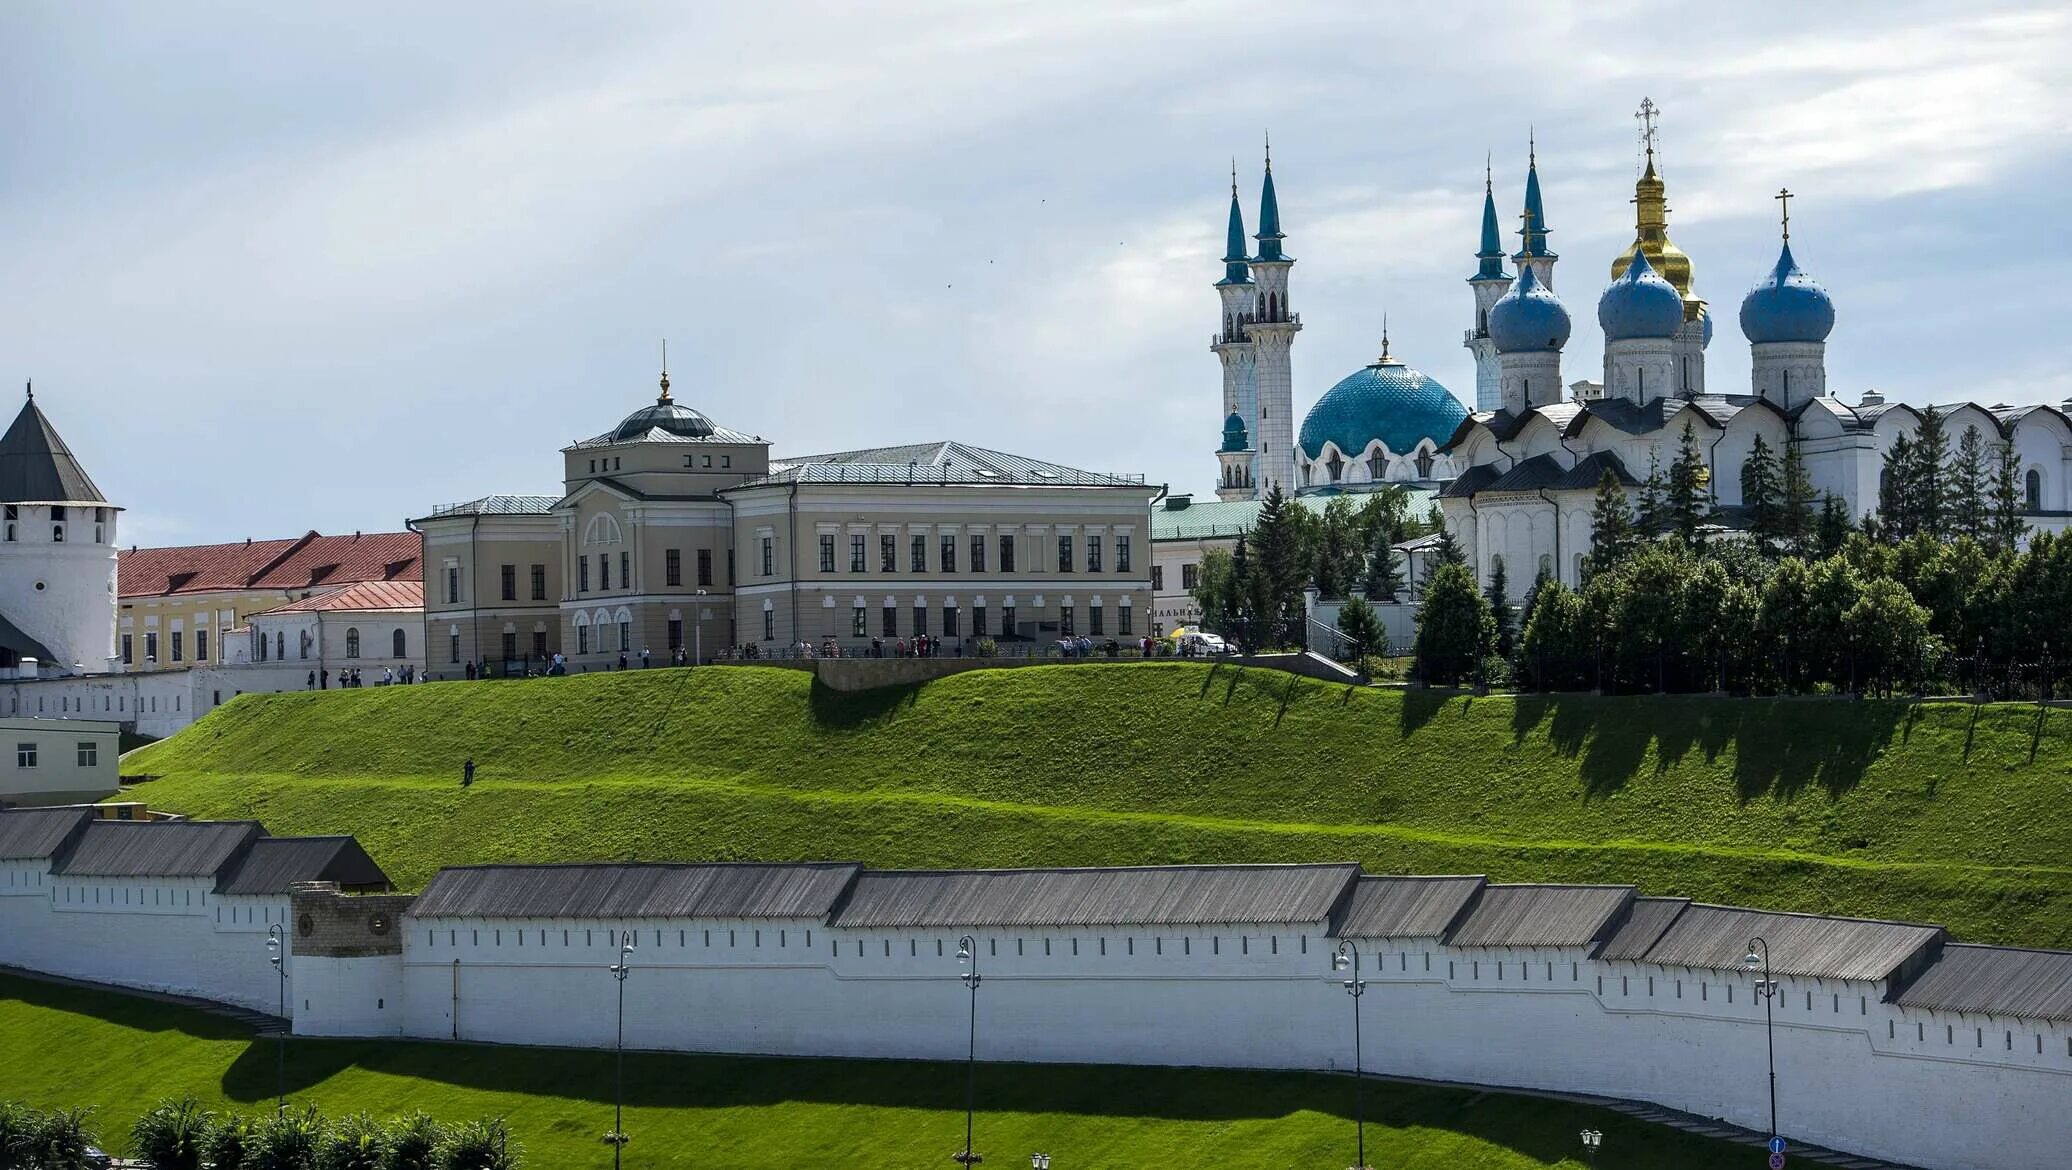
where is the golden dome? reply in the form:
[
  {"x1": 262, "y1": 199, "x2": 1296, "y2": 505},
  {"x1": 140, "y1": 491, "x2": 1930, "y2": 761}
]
[{"x1": 1611, "y1": 153, "x2": 1705, "y2": 322}]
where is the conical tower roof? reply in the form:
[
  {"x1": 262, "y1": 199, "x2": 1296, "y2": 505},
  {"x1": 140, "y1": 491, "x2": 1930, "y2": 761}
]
[{"x1": 1, "y1": 388, "x2": 107, "y2": 503}]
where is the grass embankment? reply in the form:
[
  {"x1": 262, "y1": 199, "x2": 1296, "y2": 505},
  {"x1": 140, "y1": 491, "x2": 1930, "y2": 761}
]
[
  {"x1": 126, "y1": 663, "x2": 2072, "y2": 946},
  {"x1": 0, "y1": 972, "x2": 1744, "y2": 1168}
]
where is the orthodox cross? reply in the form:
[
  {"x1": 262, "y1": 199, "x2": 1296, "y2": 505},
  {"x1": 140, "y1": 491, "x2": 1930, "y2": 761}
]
[{"x1": 1775, "y1": 188, "x2": 1793, "y2": 241}]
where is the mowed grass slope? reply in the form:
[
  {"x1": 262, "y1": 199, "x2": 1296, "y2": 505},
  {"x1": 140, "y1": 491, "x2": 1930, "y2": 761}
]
[
  {"x1": 127, "y1": 663, "x2": 2072, "y2": 946},
  {"x1": 0, "y1": 972, "x2": 1748, "y2": 1169}
]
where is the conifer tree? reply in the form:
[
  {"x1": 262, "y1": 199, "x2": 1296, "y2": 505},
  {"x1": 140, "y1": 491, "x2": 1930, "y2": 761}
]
[
  {"x1": 1250, "y1": 485, "x2": 1305, "y2": 644},
  {"x1": 1485, "y1": 558, "x2": 1515, "y2": 659},
  {"x1": 1740, "y1": 434, "x2": 1781, "y2": 555},
  {"x1": 1335, "y1": 596, "x2": 1383, "y2": 662},
  {"x1": 1779, "y1": 438, "x2": 1818, "y2": 557},
  {"x1": 1635, "y1": 452, "x2": 1667, "y2": 537},
  {"x1": 1361, "y1": 524, "x2": 1405, "y2": 603},
  {"x1": 1879, "y1": 433, "x2": 1915, "y2": 540},
  {"x1": 1666, "y1": 420, "x2": 1709, "y2": 545},
  {"x1": 1228, "y1": 536, "x2": 1253, "y2": 646},
  {"x1": 1588, "y1": 467, "x2": 1635, "y2": 575},
  {"x1": 1817, "y1": 493, "x2": 1852, "y2": 557},
  {"x1": 1909, "y1": 407, "x2": 1951, "y2": 539},
  {"x1": 1414, "y1": 562, "x2": 1494, "y2": 686},
  {"x1": 1989, "y1": 440, "x2": 2028, "y2": 553},
  {"x1": 1430, "y1": 524, "x2": 1467, "y2": 570},
  {"x1": 1949, "y1": 425, "x2": 1989, "y2": 540}
]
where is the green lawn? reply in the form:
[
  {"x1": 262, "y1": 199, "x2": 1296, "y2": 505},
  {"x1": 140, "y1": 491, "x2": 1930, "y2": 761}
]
[
  {"x1": 0, "y1": 972, "x2": 1743, "y2": 1168},
  {"x1": 125, "y1": 663, "x2": 2072, "y2": 946}
]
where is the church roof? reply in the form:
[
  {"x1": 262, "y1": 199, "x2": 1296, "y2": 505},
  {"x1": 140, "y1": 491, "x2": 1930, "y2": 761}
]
[
  {"x1": 1297, "y1": 350, "x2": 1467, "y2": 460},
  {"x1": 1484, "y1": 454, "x2": 1564, "y2": 493},
  {"x1": 1552, "y1": 450, "x2": 1639, "y2": 491},
  {"x1": 253, "y1": 579, "x2": 423, "y2": 616},
  {"x1": 1438, "y1": 464, "x2": 1501, "y2": 499},
  {"x1": 0, "y1": 393, "x2": 106, "y2": 504},
  {"x1": 737, "y1": 441, "x2": 1144, "y2": 490}
]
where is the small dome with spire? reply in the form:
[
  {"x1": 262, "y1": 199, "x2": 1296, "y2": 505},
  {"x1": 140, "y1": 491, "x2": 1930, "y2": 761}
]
[
  {"x1": 1488, "y1": 264, "x2": 1571, "y2": 354},
  {"x1": 1598, "y1": 247, "x2": 1684, "y2": 342},
  {"x1": 1740, "y1": 242, "x2": 1835, "y2": 344},
  {"x1": 1220, "y1": 412, "x2": 1250, "y2": 453}
]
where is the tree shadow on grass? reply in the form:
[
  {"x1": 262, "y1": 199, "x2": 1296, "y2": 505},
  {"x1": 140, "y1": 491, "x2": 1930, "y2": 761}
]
[
  {"x1": 0, "y1": 972, "x2": 254, "y2": 1045},
  {"x1": 805, "y1": 676, "x2": 923, "y2": 730}
]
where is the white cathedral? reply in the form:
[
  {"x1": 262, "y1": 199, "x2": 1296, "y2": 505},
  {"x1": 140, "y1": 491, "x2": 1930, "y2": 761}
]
[{"x1": 1211, "y1": 113, "x2": 2072, "y2": 601}]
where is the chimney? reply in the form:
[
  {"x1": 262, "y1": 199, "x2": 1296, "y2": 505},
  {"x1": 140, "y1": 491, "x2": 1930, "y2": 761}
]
[{"x1": 1859, "y1": 389, "x2": 1884, "y2": 408}]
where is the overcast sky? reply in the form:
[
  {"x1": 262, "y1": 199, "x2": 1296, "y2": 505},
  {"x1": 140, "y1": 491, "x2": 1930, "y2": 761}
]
[{"x1": 3, "y1": 1, "x2": 2067, "y2": 545}]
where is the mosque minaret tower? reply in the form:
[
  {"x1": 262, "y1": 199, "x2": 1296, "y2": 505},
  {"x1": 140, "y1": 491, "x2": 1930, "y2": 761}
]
[
  {"x1": 1246, "y1": 140, "x2": 1300, "y2": 498},
  {"x1": 1211, "y1": 166, "x2": 1258, "y2": 501},
  {"x1": 1464, "y1": 164, "x2": 1513, "y2": 412}
]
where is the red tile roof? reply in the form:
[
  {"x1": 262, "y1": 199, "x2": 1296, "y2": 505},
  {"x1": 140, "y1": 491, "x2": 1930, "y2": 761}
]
[
  {"x1": 257, "y1": 579, "x2": 423, "y2": 615},
  {"x1": 119, "y1": 531, "x2": 421, "y2": 599}
]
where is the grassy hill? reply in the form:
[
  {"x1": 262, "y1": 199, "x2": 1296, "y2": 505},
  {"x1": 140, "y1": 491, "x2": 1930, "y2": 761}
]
[
  {"x1": 0, "y1": 971, "x2": 1749, "y2": 1168},
  {"x1": 125, "y1": 663, "x2": 2072, "y2": 947}
]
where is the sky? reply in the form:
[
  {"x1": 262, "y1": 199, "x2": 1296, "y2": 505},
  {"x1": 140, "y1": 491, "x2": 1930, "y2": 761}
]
[{"x1": 2, "y1": 1, "x2": 2068, "y2": 546}]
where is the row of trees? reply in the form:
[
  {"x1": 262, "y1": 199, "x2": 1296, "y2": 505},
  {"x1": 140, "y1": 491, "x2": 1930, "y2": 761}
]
[
  {"x1": 1413, "y1": 529, "x2": 2072, "y2": 695},
  {"x1": 1874, "y1": 408, "x2": 2031, "y2": 548},
  {"x1": 0, "y1": 1098, "x2": 520, "y2": 1170}
]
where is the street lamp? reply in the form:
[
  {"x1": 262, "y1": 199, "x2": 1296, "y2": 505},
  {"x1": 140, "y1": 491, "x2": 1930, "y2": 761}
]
[
  {"x1": 693, "y1": 589, "x2": 708, "y2": 665},
  {"x1": 1578, "y1": 1128, "x2": 1602, "y2": 1168},
  {"x1": 1330, "y1": 941, "x2": 1370, "y2": 1170},
  {"x1": 1743, "y1": 937, "x2": 1780, "y2": 1149},
  {"x1": 954, "y1": 935, "x2": 983, "y2": 1166},
  {"x1": 264, "y1": 925, "x2": 287, "y2": 1116},
  {"x1": 609, "y1": 936, "x2": 636, "y2": 1169}
]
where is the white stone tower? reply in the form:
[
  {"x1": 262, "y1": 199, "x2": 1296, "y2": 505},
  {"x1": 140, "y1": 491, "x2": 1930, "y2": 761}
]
[
  {"x1": 0, "y1": 385, "x2": 119, "y2": 677},
  {"x1": 1247, "y1": 140, "x2": 1300, "y2": 498},
  {"x1": 1464, "y1": 163, "x2": 1513, "y2": 413},
  {"x1": 1211, "y1": 167, "x2": 1258, "y2": 502}
]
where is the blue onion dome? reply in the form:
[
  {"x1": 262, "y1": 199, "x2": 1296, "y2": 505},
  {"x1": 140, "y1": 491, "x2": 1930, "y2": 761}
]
[
  {"x1": 1740, "y1": 242, "x2": 1835, "y2": 343},
  {"x1": 1487, "y1": 263, "x2": 1571, "y2": 354},
  {"x1": 1297, "y1": 340, "x2": 1468, "y2": 459},
  {"x1": 1699, "y1": 304, "x2": 1714, "y2": 349},
  {"x1": 1597, "y1": 246, "x2": 1684, "y2": 342},
  {"x1": 1220, "y1": 411, "x2": 1249, "y2": 453}
]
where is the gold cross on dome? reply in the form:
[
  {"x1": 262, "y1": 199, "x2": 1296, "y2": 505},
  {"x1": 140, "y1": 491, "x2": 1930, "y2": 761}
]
[{"x1": 1636, "y1": 97, "x2": 1660, "y2": 161}]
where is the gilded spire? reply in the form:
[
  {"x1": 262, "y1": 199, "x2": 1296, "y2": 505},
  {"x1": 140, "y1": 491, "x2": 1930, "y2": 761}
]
[
  {"x1": 658, "y1": 339, "x2": 672, "y2": 403},
  {"x1": 1612, "y1": 98, "x2": 1700, "y2": 321}
]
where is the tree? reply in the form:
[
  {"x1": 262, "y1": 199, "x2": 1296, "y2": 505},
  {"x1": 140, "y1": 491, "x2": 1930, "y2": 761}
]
[
  {"x1": 1361, "y1": 524, "x2": 1406, "y2": 603},
  {"x1": 1845, "y1": 577, "x2": 1937, "y2": 696},
  {"x1": 1988, "y1": 439, "x2": 2028, "y2": 553},
  {"x1": 1757, "y1": 557, "x2": 1814, "y2": 692},
  {"x1": 1486, "y1": 558, "x2": 1516, "y2": 659},
  {"x1": 1427, "y1": 524, "x2": 1467, "y2": 579},
  {"x1": 1414, "y1": 562, "x2": 1494, "y2": 686},
  {"x1": 1588, "y1": 466, "x2": 1635, "y2": 574},
  {"x1": 1229, "y1": 536, "x2": 1258, "y2": 649},
  {"x1": 1311, "y1": 496, "x2": 1362, "y2": 598},
  {"x1": 1635, "y1": 451, "x2": 1667, "y2": 537},
  {"x1": 1191, "y1": 547, "x2": 1237, "y2": 637},
  {"x1": 1908, "y1": 407, "x2": 1951, "y2": 539},
  {"x1": 1518, "y1": 579, "x2": 1588, "y2": 690},
  {"x1": 1878, "y1": 433, "x2": 1915, "y2": 540},
  {"x1": 1816, "y1": 493, "x2": 1852, "y2": 557},
  {"x1": 1779, "y1": 439, "x2": 1818, "y2": 557},
  {"x1": 1336, "y1": 596, "x2": 1383, "y2": 662},
  {"x1": 1949, "y1": 425, "x2": 1989, "y2": 540},
  {"x1": 1740, "y1": 435, "x2": 1782, "y2": 555},
  {"x1": 1666, "y1": 420, "x2": 1709, "y2": 545},
  {"x1": 1249, "y1": 486, "x2": 1308, "y2": 646}
]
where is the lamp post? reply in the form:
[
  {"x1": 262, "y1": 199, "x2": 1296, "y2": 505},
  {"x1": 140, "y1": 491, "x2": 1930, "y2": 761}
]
[
  {"x1": 1578, "y1": 1128, "x2": 1602, "y2": 1168},
  {"x1": 609, "y1": 936, "x2": 636, "y2": 1169},
  {"x1": 693, "y1": 589, "x2": 708, "y2": 665},
  {"x1": 264, "y1": 925, "x2": 287, "y2": 1116},
  {"x1": 1743, "y1": 937, "x2": 1780, "y2": 1149},
  {"x1": 954, "y1": 935, "x2": 983, "y2": 1165},
  {"x1": 1330, "y1": 941, "x2": 1369, "y2": 1170}
]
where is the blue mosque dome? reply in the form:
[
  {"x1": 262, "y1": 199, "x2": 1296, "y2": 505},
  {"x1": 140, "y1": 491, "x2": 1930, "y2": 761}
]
[
  {"x1": 1297, "y1": 339, "x2": 1467, "y2": 459},
  {"x1": 1740, "y1": 242, "x2": 1834, "y2": 344},
  {"x1": 1220, "y1": 411, "x2": 1249, "y2": 453},
  {"x1": 1487, "y1": 264, "x2": 1571, "y2": 354},
  {"x1": 1597, "y1": 247, "x2": 1683, "y2": 342}
]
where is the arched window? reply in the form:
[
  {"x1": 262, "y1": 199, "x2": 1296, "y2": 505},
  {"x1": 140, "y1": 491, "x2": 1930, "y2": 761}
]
[
  {"x1": 2026, "y1": 469, "x2": 2042, "y2": 512},
  {"x1": 392, "y1": 629, "x2": 407, "y2": 658},
  {"x1": 1368, "y1": 452, "x2": 1387, "y2": 480},
  {"x1": 1326, "y1": 453, "x2": 1343, "y2": 482},
  {"x1": 344, "y1": 628, "x2": 361, "y2": 659},
  {"x1": 1415, "y1": 448, "x2": 1435, "y2": 479},
  {"x1": 581, "y1": 513, "x2": 623, "y2": 546}
]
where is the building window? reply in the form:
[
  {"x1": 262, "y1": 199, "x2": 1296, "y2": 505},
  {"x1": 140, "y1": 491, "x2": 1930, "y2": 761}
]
[
  {"x1": 2026, "y1": 468, "x2": 2043, "y2": 511},
  {"x1": 1089, "y1": 603, "x2": 1104, "y2": 636},
  {"x1": 972, "y1": 605, "x2": 987, "y2": 637},
  {"x1": 449, "y1": 632, "x2": 460, "y2": 662},
  {"x1": 145, "y1": 632, "x2": 158, "y2": 663},
  {"x1": 852, "y1": 607, "x2": 867, "y2": 637},
  {"x1": 533, "y1": 629, "x2": 548, "y2": 657},
  {"x1": 819, "y1": 535, "x2": 837, "y2": 573},
  {"x1": 1057, "y1": 536, "x2": 1073, "y2": 573},
  {"x1": 666, "y1": 619, "x2": 682, "y2": 650},
  {"x1": 882, "y1": 606, "x2": 897, "y2": 637},
  {"x1": 345, "y1": 628, "x2": 361, "y2": 658},
  {"x1": 697, "y1": 549, "x2": 713, "y2": 586},
  {"x1": 445, "y1": 567, "x2": 460, "y2": 605},
  {"x1": 121, "y1": 634, "x2": 133, "y2": 664},
  {"x1": 1087, "y1": 536, "x2": 1102, "y2": 573},
  {"x1": 14, "y1": 743, "x2": 34, "y2": 768},
  {"x1": 1182, "y1": 563, "x2": 1199, "y2": 590},
  {"x1": 1000, "y1": 535, "x2": 1016, "y2": 572},
  {"x1": 619, "y1": 620, "x2": 631, "y2": 652},
  {"x1": 1116, "y1": 536, "x2": 1131, "y2": 572},
  {"x1": 500, "y1": 565, "x2": 516, "y2": 601},
  {"x1": 196, "y1": 629, "x2": 209, "y2": 661},
  {"x1": 911, "y1": 535, "x2": 926, "y2": 572},
  {"x1": 1060, "y1": 605, "x2": 1075, "y2": 636},
  {"x1": 171, "y1": 631, "x2": 183, "y2": 662},
  {"x1": 912, "y1": 604, "x2": 927, "y2": 636},
  {"x1": 1120, "y1": 605, "x2": 1133, "y2": 636},
  {"x1": 970, "y1": 535, "x2": 986, "y2": 573},
  {"x1": 501, "y1": 631, "x2": 517, "y2": 660},
  {"x1": 761, "y1": 536, "x2": 775, "y2": 576},
  {"x1": 879, "y1": 535, "x2": 895, "y2": 572},
  {"x1": 1001, "y1": 605, "x2": 1016, "y2": 634},
  {"x1": 599, "y1": 553, "x2": 610, "y2": 591},
  {"x1": 621, "y1": 551, "x2": 630, "y2": 588},
  {"x1": 762, "y1": 609, "x2": 775, "y2": 640},
  {"x1": 942, "y1": 606, "x2": 959, "y2": 637},
  {"x1": 276, "y1": 630, "x2": 285, "y2": 661},
  {"x1": 576, "y1": 624, "x2": 589, "y2": 654},
  {"x1": 77, "y1": 741, "x2": 97, "y2": 767},
  {"x1": 664, "y1": 551, "x2": 681, "y2": 588},
  {"x1": 1151, "y1": 565, "x2": 1165, "y2": 591},
  {"x1": 392, "y1": 629, "x2": 407, "y2": 658},
  {"x1": 578, "y1": 556, "x2": 590, "y2": 592},
  {"x1": 532, "y1": 564, "x2": 548, "y2": 600}
]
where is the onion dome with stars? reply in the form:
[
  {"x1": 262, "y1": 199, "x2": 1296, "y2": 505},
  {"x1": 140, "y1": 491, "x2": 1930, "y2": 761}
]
[
  {"x1": 1488, "y1": 263, "x2": 1571, "y2": 354},
  {"x1": 1598, "y1": 246, "x2": 1684, "y2": 341}
]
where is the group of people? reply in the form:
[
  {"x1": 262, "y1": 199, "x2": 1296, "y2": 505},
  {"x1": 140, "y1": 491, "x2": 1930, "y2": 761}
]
[{"x1": 308, "y1": 664, "x2": 421, "y2": 689}]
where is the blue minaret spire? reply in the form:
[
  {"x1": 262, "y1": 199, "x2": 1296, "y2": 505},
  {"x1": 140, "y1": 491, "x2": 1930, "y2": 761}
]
[
  {"x1": 1255, "y1": 133, "x2": 1287, "y2": 261},
  {"x1": 1515, "y1": 130, "x2": 1554, "y2": 262},
  {"x1": 1218, "y1": 160, "x2": 1252, "y2": 286},
  {"x1": 1473, "y1": 156, "x2": 1507, "y2": 281}
]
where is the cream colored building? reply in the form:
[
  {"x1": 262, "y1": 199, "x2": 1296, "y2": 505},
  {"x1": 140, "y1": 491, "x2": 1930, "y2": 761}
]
[
  {"x1": 416, "y1": 375, "x2": 1157, "y2": 674},
  {"x1": 1, "y1": 717, "x2": 119, "y2": 807}
]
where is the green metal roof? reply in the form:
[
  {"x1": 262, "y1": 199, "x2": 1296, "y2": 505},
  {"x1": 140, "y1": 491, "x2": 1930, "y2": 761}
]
[{"x1": 1152, "y1": 489, "x2": 1435, "y2": 542}]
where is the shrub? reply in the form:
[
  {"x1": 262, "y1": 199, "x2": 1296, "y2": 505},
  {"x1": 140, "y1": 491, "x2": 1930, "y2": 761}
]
[
  {"x1": 21, "y1": 1106, "x2": 96, "y2": 1170},
  {"x1": 437, "y1": 1119, "x2": 518, "y2": 1170},
  {"x1": 0, "y1": 1101, "x2": 35, "y2": 1170},
  {"x1": 317, "y1": 1114, "x2": 387, "y2": 1170},
  {"x1": 380, "y1": 1114, "x2": 444, "y2": 1170},
  {"x1": 248, "y1": 1107, "x2": 326, "y2": 1170},
  {"x1": 202, "y1": 1113, "x2": 256, "y2": 1170},
  {"x1": 131, "y1": 1095, "x2": 212, "y2": 1170}
]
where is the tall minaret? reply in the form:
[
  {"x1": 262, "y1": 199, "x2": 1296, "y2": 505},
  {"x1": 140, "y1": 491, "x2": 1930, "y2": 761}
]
[
  {"x1": 1247, "y1": 136, "x2": 1301, "y2": 498},
  {"x1": 1211, "y1": 164, "x2": 1258, "y2": 502},
  {"x1": 1612, "y1": 99, "x2": 1708, "y2": 396},
  {"x1": 1464, "y1": 159, "x2": 1513, "y2": 412},
  {"x1": 1513, "y1": 134, "x2": 1557, "y2": 289}
]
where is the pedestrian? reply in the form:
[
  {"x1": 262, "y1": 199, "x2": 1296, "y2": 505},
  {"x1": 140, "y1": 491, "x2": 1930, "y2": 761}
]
[
  {"x1": 307, "y1": 670, "x2": 316, "y2": 690},
  {"x1": 320, "y1": 669, "x2": 329, "y2": 689},
  {"x1": 641, "y1": 646, "x2": 651, "y2": 668},
  {"x1": 618, "y1": 652, "x2": 628, "y2": 671},
  {"x1": 465, "y1": 660, "x2": 476, "y2": 681},
  {"x1": 353, "y1": 667, "x2": 363, "y2": 687},
  {"x1": 461, "y1": 757, "x2": 475, "y2": 788},
  {"x1": 382, "y1": 667, "x2": 394, "y2": 686}
]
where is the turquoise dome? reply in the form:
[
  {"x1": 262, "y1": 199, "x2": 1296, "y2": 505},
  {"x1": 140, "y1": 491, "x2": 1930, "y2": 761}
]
[
  {"x1": 1297, "y1": 348, "x2": 1467, "y2": 460},
  {"x1": 1598, "y1": 247, "x2": 1683, "y2": 341},
  {"x1": 1740, "y1": 242, "x2": 1834, "y2": 344},
  {"x1": 1488, "y1": 264, "x2": 1571, "y2": 354},
  {"x1": 1220, "y1": 411, "x2": 1249, "y2": 453}
]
